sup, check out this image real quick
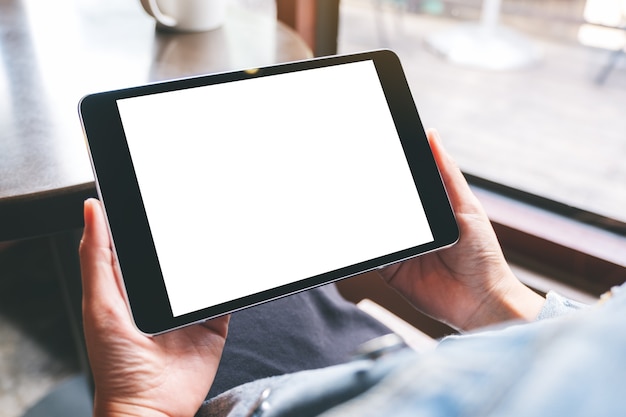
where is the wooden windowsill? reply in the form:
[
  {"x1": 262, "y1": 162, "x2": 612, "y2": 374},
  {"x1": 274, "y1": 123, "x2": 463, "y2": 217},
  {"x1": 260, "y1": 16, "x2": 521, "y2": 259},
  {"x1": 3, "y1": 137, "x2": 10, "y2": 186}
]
[{"x1": 471, "y1": 184, "x2": 626, "y2": 297}]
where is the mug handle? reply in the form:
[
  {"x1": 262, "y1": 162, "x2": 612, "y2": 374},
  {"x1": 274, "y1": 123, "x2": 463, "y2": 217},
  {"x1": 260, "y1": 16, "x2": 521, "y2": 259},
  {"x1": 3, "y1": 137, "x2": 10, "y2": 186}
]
[{"x1": 139, "y1": 0, "x2": 178, "y2": 28}]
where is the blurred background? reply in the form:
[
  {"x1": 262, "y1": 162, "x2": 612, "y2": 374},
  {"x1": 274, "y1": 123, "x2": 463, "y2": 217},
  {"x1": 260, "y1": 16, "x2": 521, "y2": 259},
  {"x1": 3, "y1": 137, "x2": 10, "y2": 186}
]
[
  {"x1": 1, "y1": 1, "x2": 624, "y2": 416},
  {"x1": 337, "y1": 0, "x2": 626, "y2": 225}
]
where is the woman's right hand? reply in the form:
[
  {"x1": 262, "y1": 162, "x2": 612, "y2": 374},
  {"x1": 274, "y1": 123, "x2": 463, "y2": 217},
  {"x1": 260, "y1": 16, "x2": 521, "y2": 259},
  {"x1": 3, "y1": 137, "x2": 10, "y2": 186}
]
[{"x1": 379, "y1": 129, "x2": 544, "y2": 332}]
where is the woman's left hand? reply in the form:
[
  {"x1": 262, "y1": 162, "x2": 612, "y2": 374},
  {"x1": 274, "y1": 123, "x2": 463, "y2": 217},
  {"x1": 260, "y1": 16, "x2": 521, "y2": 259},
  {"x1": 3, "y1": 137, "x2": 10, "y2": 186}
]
[{"x1": 80, "y1": 198, "x2": 229, "y2": 417}]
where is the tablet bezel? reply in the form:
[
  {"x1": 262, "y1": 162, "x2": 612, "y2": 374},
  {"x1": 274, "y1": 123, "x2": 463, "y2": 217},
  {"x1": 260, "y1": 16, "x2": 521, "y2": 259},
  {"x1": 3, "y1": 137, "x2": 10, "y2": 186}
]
[{"x1": 79, "y1": 50, "x2": 458, "y2": 334}]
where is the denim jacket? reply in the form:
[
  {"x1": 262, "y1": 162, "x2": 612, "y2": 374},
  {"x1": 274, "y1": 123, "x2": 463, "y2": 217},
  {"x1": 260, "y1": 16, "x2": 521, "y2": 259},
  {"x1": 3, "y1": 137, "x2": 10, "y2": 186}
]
[{"x1": 199, "y1": 287, "x2": 625, "y2": 417}]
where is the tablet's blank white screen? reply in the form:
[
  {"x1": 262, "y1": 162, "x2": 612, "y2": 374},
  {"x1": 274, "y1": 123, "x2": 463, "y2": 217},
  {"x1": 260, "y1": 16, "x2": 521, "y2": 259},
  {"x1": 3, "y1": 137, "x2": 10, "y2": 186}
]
[{"x1": 116, "y1": 60, "x2": 433, "y2": 317}]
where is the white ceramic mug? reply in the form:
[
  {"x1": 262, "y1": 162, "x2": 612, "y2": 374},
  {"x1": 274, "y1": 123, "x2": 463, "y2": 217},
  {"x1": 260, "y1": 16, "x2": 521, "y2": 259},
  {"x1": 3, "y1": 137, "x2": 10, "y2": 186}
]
[{"x1": 140, "y1": 0, "x2": 227, "y2": 32}]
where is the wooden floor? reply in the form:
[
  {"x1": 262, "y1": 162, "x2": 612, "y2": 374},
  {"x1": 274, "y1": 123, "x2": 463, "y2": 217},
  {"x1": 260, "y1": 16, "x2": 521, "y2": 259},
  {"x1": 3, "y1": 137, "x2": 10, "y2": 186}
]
[{"x1": 339, "y1": 0, "x2": 626, "y2": 223}]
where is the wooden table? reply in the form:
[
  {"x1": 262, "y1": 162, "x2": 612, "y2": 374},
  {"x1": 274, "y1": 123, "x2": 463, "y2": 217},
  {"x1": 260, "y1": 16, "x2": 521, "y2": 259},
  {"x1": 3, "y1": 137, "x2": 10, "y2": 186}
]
[
  {"x1": 0, "y1": 0, "x2": 312, "y2": 242},
  {"x1": 1, "y1": 2, "x2": 311, "y2": 414}
]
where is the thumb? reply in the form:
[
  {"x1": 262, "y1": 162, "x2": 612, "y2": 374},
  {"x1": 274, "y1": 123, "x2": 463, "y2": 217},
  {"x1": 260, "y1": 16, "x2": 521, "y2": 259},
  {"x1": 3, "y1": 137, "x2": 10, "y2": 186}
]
[
  {"x1": 426, "y1": 128, "x2": 485, "y2": 217},
  {"x1": 79, "y1": 199, "x2": 128, "y2": 325}
]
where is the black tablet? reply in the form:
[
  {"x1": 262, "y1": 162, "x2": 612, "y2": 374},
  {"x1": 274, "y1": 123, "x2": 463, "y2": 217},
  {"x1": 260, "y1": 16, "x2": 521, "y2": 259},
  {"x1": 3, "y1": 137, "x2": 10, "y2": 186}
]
[{"x1": 79, "y1": 50, "x2": 458, "y2": 335}]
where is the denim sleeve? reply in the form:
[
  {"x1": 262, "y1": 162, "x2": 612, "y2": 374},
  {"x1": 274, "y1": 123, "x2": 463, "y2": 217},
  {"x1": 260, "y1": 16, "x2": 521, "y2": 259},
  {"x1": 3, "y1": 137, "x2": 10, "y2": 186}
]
[
  {"x1": 535, "y1": 291, "x2": 588, "y2": 320},
  {"x1": 198, "y1": 286, "x2": 624, "y2": 417}
]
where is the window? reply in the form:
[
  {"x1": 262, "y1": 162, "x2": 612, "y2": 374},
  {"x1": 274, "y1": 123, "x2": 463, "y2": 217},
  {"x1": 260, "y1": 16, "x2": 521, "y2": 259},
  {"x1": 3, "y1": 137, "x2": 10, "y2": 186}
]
[
  {"x1": 338, "y1": 0, "x2": 625, "y2": 296},
  {"x1": 338, "y1": 0, "x2": 626, "y2": 225}
]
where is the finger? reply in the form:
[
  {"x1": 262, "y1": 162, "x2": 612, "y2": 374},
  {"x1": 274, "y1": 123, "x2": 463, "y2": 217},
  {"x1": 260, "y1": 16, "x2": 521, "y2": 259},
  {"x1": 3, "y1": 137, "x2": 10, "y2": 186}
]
[
  {"x1": 198, "y1": 315, "x2": 230, "y2": 339},
  {"x1": 426, "y1": 129, "x2": 483, "y2": 215},
  {"x1": 80, "y1": 198, "x2": 111, "y2": 262},
  {"x1": 80, "y1": 198, "x2": 113, "y2": 295},
  {"x1": 80, "y1": 199, "x2": 127, "y2": 320}
]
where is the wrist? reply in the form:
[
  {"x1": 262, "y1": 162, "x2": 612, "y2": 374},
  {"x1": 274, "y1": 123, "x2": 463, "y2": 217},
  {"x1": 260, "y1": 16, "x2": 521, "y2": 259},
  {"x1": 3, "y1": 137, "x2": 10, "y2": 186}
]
[
  {"x1": 93, "y1": 397, "x2": 173, "y2": 417},
  {"x1": 460, "y1": 276, "x2": 545, "y2": 332}
]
